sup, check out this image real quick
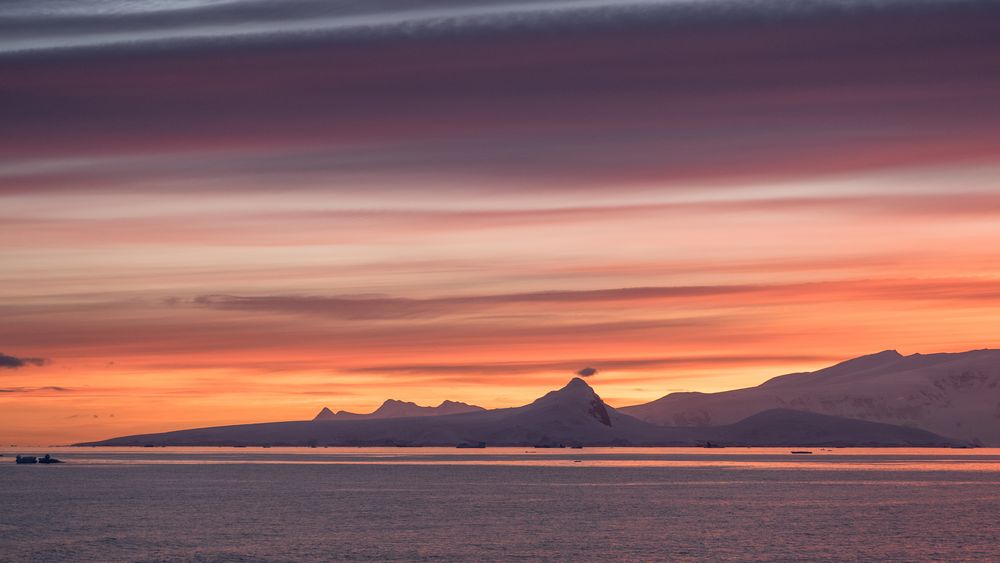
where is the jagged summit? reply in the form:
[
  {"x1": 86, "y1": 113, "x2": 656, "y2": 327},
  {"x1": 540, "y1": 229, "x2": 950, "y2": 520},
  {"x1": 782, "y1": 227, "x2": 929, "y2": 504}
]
[
  {"x1": 313, "y1": 397, "x2": 484, "y2": 421},
  {"x1": 532, "y1": 377, "x2": 598, "y2": 403},
  {"x1": 528, "y1": 377, "x2": 612, "y2": 426},
  {"x1": 313, "y1": 407, "x2": 337, "y2": 421},
  {"x1": 556, "y1": 376, "x2": 599, "y2": 395},
  {"x1": 372, "y1": 399, "x2": 420, "y2": 417}
]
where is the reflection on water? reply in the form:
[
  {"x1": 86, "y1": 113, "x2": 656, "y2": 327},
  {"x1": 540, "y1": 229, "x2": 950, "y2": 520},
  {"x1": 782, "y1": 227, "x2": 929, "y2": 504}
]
[
  {"x1": 4, "y1": 446, "x2": 1000, "y2": 472},
  {"x1": 3, "y1": 447, "x2": 1000, "y2": 561}
]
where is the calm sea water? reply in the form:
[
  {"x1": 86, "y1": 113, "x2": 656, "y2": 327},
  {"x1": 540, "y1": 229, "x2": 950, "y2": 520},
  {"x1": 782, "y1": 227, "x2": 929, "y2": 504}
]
[{"x1": 2, "y1": 447, "x2": 999, "y2": 561}]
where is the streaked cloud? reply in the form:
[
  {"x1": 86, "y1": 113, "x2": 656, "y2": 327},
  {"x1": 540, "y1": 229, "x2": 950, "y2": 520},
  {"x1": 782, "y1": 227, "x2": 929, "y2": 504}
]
[
  {"x1": 349, "y1": 355, "x2": 830, "y2": 377},
  {"x1": 4, "y1": 0, "x2": 998, "y2": 191},
  {"x1": 0, "y1": 386, "x2": 68, "y2": 393},
  {"x1": 1, "y1": 0, "x2": 967, "y2": 53},
  {"x1": 3, "y1": 0, "x2": 1000, "y2": 444},
  {"x1": 189, "y1": 278, "x2": 1000, "y2": 320},
  {"x1": 191, "y1": 285, "x2": 753, "y2": 320},
  {"x1": 0, "y1": 353, "x2": 48, "y2": 369}
]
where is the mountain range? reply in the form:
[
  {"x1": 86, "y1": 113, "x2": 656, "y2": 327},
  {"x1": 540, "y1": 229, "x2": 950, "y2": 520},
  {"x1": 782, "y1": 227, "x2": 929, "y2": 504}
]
[
  {"x1": 620, "y1": 349, "x2": 1000, "y2": 446},
  {"x1": 78, "y1": 349, "x2": 999, "y2": 447},
  {"x1": 313, "y1": 400, "x2": 484, "y2": 421}
]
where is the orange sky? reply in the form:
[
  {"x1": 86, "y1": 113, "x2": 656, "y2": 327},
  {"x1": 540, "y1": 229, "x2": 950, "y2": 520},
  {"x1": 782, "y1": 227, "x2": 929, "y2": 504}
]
[{"x1": 3, "y1": 0, "x2": 1000, "y2": 444}]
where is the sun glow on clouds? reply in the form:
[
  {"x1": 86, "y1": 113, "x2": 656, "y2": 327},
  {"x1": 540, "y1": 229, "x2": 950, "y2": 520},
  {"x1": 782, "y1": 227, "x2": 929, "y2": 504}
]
[{"x1": 2, "y1": 0, "x2": 1000, "y2": 444}]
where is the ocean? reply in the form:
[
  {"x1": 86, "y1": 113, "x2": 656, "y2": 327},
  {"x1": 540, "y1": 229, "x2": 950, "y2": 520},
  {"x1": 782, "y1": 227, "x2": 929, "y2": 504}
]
[{"x1": 2, "y1": 447, "x2": 999, "y2": 561}]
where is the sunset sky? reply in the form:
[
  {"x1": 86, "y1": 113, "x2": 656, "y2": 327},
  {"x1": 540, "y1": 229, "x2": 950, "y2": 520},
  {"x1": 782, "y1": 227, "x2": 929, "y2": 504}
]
[{"x1": 3, "y1": 0, "x2": 1000, "y2": 445}]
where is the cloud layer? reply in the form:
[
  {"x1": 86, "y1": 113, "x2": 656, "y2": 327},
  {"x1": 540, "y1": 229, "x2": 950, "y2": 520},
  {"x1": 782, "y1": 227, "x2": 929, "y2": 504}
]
[
  {"x1": 4, "y1": 0, "x2": 999, "y2": 193},
  {"x1": 0, "y1": 353, "x2": 47, "y2": 369},
  {"x1": 3, "y1": 0, "x2": 1000, "y2": 444}
]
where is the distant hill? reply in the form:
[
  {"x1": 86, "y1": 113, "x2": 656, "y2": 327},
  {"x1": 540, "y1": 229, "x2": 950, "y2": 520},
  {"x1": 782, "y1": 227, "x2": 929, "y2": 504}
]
[
  {"x1": 700, "y1": 409, "x2": 954, "y2": 447},
  {"x1": 621, "y1": 349, "x2": 1000, "y2": 446},
  {"x1": 313, "y1": 400, "x2": 484, "y2": 421},
  {"x1": 77, "y1": 378, "x2": 961, "y2": 448}
]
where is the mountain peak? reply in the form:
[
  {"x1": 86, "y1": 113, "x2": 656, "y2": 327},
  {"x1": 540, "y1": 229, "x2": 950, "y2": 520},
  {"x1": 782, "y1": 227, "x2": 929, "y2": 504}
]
[
  {"x1": 757, "y1": 349, "x2": 905, "y2": 390},
  {"x1": 852, "y1": 349, "x2": 902, "y2": 362},
  {"x1": 435, "y1": 400, "x2": 484, "y2": 411},
  {"x1": 563, "y1": 377, "x2": 594, "y2": 390},
  {"x1": 544, "y1": 377, "x2": 600, "y2": 401},
  {"x1": 529, "y1": 377, "x2": 611, "y2": 426},
  {"x1": 380, "y1": 399, "x2": 412, "y2": 406},
  {"x1": 313, "y1": 407, "x2": 336, "y2": 421},
  {"x1": 372, "y1": 399, "x2": 419, "y2": 416},
  {"x1": 315, "y1": 398, "x2": 486, "y2": 421},
  {"x1": 868, "y1": 349, "x2": 903, "y2": 359},
  {"x1": 818, "y1": 349, "x2": 905, "y2": 376}
]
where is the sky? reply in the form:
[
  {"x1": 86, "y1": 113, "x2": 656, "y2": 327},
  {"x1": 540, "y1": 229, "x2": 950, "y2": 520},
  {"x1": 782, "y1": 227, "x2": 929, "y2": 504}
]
[{"x1": 3, "y1": 0, "x2": 1000, "y2": 445}]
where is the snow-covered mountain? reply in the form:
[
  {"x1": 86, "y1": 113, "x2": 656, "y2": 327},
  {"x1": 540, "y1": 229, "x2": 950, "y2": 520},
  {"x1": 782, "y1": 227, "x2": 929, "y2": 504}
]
[
  {"x1": 313, "y1": 399, "x2": 484, "y2": 421},
  {"x1": 621, "y1": 349, "x2": 1000, "y2": 445},
  {"x1": 78, "y1": 377, "x2": 958, "y2": 447}
]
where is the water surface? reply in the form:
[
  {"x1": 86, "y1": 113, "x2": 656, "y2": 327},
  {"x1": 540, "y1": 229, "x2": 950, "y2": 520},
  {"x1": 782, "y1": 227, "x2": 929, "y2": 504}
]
[{"x1": 2, "y1": 447, "x2": 998, "y2": 561}]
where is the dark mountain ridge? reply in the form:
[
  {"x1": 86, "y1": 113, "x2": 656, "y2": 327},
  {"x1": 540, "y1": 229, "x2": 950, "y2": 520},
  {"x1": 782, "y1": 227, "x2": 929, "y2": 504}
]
[
  {"x1": 313, "y1": 399, "x2": 484, "y2": 421},
  {"x1": 78, "y1": 377, "x2": 961, "y2": 448}
]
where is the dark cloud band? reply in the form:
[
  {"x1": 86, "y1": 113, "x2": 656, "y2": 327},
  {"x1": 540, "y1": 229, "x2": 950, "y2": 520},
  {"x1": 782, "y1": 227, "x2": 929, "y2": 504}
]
[
  {"x1": 0, "y1": 353, "x2": 48, "y2": 369},
  {"x1": 3, "y1": 0, "x2": 998, "y2": 194}
]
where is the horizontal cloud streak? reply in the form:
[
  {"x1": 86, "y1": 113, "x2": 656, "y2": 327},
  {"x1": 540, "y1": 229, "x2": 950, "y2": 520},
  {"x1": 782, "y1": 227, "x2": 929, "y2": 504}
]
[
  {"x1": 192, "y1": 286, "x2": 756, "y2": 320},
  {"x1": 0, "y1": 353, "x2": 48, "y2": 369},
  {"x1": 3, "y1": 0, "x2": 998, "y2": 193},
  {"x1": 5, "y1": 192, "x2": 1000, "y2": 248},
  {"x1": 0, "y1": 0, "x2": 962, "y2": 53},
  {"x1": 0, "y1": 386, "x2": 68, "y2": 393},
  {"x1": 350, "y1": 355, "x2": 833, "y2": 377},
  {"x1": 192, "y1": 278, "x2": 1000, "y2": 320}
]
